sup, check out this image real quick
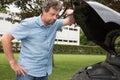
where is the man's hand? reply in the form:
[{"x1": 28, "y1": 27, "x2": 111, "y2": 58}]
[
  {"x1": 65, "y1": 9, "x2": 74, "y2": 16},
  {"x1": 63, "y1": 9, "x2": 75, "y2": 26},
  {"x1": 9, "y1": 60, "x2": 27, "y2": 76}
]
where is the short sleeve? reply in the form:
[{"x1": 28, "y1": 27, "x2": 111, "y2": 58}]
[
  {"x1": 9, "y1": 20, "x2": 29, "y2": 41},
  {"x1": 56, "y1": 19, "x2": 64, "y2": 30}
]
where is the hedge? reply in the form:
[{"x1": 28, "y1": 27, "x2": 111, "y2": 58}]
[
  {"x1": 0, "y1": 41, "x2": 108, "y2": 54},
  {"x1": 53, "y1": 44, "x2": 107, "y2": 54}
]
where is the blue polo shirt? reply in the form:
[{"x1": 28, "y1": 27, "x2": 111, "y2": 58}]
[{"x1": 10, "y1": 15, "x2": 63, "y2": 77}]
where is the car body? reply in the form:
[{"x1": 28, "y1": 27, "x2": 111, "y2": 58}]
[{"x1": 73, "y1": 0, "x2": 120, "y2": 55}]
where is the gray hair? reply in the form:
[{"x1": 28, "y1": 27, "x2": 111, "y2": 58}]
[{"x1": 42, "y1": 0, "x2": 63, "y2": 12}]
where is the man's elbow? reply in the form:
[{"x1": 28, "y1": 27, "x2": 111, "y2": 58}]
[{"x1": 1, "y1": 33, "x2": 13, "y2": 44}]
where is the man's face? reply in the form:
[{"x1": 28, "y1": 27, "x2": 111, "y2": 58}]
[{"x1": 42, "y1": 7, "x2": 60, "y2": 26}]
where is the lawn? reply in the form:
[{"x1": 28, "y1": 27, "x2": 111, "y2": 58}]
[{"x1": 0, "y1": 53, "x2": 106, "y2": 80}]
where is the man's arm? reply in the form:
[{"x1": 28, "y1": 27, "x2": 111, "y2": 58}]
[
  {"x1": 1, "y1": 32, "x2": 27, "y2": 76},
  {"x1": 1, "y1": 32, "x2": 15, "y2": 64},
  {"x1": 63, "y1": 9, "x2": 75, "y2": 26}
]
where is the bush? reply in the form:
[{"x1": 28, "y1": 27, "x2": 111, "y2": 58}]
[
  {"x1": 0, "y1": 41, "x2": 107, "y2": 54},
  {"x1": 53, "y1": 44, "x2": 107, "y2": 54},
  {"x1": 0, "y1": 41, "x2": 21, "y2": 53},
  {"x1": 0, "y1": 41, "x2": 3, "y2": 52}
]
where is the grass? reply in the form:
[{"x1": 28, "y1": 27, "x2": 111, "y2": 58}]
[{"x1": 0, "y1": 53, "x2": 106, "y2": 80}]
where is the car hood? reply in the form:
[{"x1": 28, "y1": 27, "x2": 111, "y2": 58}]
[{"x1": 73, "y1": 1, "x2": 120, "y2": 55}]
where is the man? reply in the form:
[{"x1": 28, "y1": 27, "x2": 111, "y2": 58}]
[{"x1": 1, "y1": 0, "x2": 74, "y2": 80}]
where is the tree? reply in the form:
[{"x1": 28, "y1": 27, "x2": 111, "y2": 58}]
[
  {"x1": 98, "y1": 0, "x2": 120, "y2": 12},
  {"x1": 0, "y1": 0, "x2": 74, "y2": 20},
  {"x1": 0, "y1": 6, "x2": 8, "y2": 13},
  {"x1": 0, "y1": 0, "x2": 120, "y2": 20},
  {"x1": 80, "y1": 29, "x2": 95, "y2": 45}
]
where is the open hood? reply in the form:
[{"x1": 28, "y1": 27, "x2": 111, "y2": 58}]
[{"x1": 73, "y1": 1, "x2": 120, "y2": 55}]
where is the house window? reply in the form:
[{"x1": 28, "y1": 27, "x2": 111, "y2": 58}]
[
  {"x1": 74, "y1": 29, "x2": 78, "y2": 31},
  {"x1": 63, "y1": 40, "x2": 68, "y2": 42},
  {"x1": 69, "y1": 40, "x2": 77, "y2": 43},
  {"x1": 69, "y1": 40, "x2": 73, "y2": 42},
  {"x1": 0, "y1": 17, "x2": 3, "y2": 20},
  {"x1": 63, "y1": 27, "x2": 68, "y2": 30},
  {"x1": 69, "y1": 28, "x2": 74, "y2": 31},
  {"x1": 58, "y1": 39, "x2": 62, "y2": 42},
  {"x1": 55, "y1": 39, "x2": 57, "y2": 41},
  {"x1": 73, "y1": 40, "x2": 77, "y2": 43}
]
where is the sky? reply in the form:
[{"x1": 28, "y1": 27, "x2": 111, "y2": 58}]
[
  {"x1": 6, "y1": 1, "x2": 63, "y2": 13},
  {"x1": 6, "y1": 4, "x2": 21, "y2": 13}
]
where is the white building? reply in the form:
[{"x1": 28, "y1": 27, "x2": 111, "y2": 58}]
[
  {"x1": 0, "y1": 13, "x2": 18, "y2": 38},
  {"x1": 0, "y1": 13, "x2": 80, "y2": 45},
  {"x1": 55, "y1": 25, "x2": 80, "y2": 45},
  {"x1": 0, "y1": 13, "x2": 19, "y2": 43}
]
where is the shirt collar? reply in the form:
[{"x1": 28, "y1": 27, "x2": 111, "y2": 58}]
[
  {"x1": 38, "y1": 14, "x2": 55, "y2": 28},
  {"x1": 37, "y1": 15, "x2": 44, "y2": 27}
]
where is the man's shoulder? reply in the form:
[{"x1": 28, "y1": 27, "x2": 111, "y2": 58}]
[
  {"x1": 19, "y1": 16, "x2": 39, "y2": 27},
  {"x1": 22, "y1": 16, "x2": 38, "y2": 22}
]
